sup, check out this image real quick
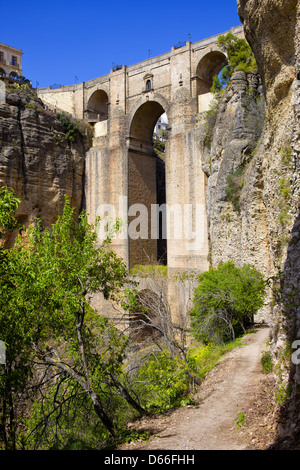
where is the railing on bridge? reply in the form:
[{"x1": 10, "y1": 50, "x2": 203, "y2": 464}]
[
  {"x1": 173, "y1": 41, "x2": 186, "y2": 50},
  {"x1": 112, "y1": 63, "x2": 123, "y2": 72},
  {"x1": 84, "y1": 109, "x2": 108, "y2": 123},
  {"x1": 0, "y1": 70, "x2": 31, "y2": 86}
]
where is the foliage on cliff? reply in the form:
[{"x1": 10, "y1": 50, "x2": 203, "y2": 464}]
[
  {"x1": 211, "y1": 32, "x2": 257, "y2": 93},
  {"x1": 0, "y1": 187, "x2": 20, "y2": 239}
]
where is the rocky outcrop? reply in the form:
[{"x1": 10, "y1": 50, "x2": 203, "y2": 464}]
[
  {"x1": 237, "y1": 0, "x2": 297, "y2": 114},
  {"x1": 201, "y1": 69, "x2": 275, "y2": 323},
  {"x1": 0, "y1": 83, "x2": 87, "y2": 245}
]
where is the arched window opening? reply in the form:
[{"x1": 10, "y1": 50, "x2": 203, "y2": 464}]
[
  {"x1": 9, "y1": 71, "x2": 18, "y2": 79},
  {"x1": 196, "y1": 51, "x2": 228, "y2": 112},
  {"x1": 146, "y1": 79, "x2": 152, "y2": 91},
  {"x1": 86, "y1": 89, "x2": 109, "y2": 123},
  {"x1": 196, "y1": 51, "x2": 228, "y2": 95}
]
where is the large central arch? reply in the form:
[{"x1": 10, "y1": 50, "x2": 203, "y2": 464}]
[{"x1": 128, "y1": 100, "x2": 168, "y2": 269}]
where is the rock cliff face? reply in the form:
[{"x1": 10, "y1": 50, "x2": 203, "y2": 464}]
[
  {"x1": 237, "y1": 0, "x2": 297, "y2": 114},
  {"x1": 201, "y1": 70, "x2": 270, "y2": 303},
  {"x1": 0, "y1": 84, "x2": 87, "y2": 245},
  {"x1": 202, "y1": 0, "x2": 299, "y2": 447}
]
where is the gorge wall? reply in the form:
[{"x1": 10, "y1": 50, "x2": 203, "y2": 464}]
[
  {"x1": 199, "y1": 0, "x2": 300, "y2": 448},
  {"x1": 203, "y1": 0, "x2": 299, "y2": 448},
  {"x1": 0, "y1": 84, "x2": 87, "y2": 246},
  {"x1": 198, "y1": 0, "x2": 299, "y2": 317},
  {"x1": 237, "y1": 0, "x2": 300, "y2": 448}
]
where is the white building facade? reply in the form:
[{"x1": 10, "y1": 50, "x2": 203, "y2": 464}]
[{"x1": 0, "y1": 42, "x2": 23, "y2": 78}]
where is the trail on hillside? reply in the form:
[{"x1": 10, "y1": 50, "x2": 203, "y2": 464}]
[{"x1": 118, "y1": 326, "x2": 272, "y2": 451}]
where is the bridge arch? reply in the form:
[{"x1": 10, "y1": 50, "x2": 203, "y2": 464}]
[
  {"x1": 127, "y1": 96, "x2": 169, "y2": 269},
  {"x1": 85, "y1": 89, "x2": 109, "y2": 122},
  {"x1": 196, "y1": 50, "x2": 228, "y2": 95},
  {"x1": 130, "y1": 100, "x2": 166, "y2": 145},
  {"x1": 127, "y1": 93, "x2": 171, "y2": 133}
]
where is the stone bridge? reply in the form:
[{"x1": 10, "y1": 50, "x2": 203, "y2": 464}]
[{"x1": 38, "y1": 26, "x2": 243, "y2": 281}]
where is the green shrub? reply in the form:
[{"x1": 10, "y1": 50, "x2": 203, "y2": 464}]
[
  {"x1": 203, "y1": 98, "x2": 220, "y2": 148},
  {"x1": 134, "y1": 351, "x2": 192, "y2": 412},
  {"x1": 225, "y1": 166, "x2": 245, "y2": 214},
  {"x1": 189, "y1": 261, "x2": 266, "y2": 344},
  {"x1": 235, "y1": 412, "x2": 247, "y2": 429},
  {"x1": 56, "y1": 112, "x2": 83, "y2": 143},
  {"x1": 279, "y1": 177, "x2": 291, "y2": 201},
  {"x1": 281, "y1": 145, "x2": 293, "y2": 169},
  {"x1": 130, "y1": 264, "x2": 168, "y2": 278},
  {"x1": 210, "y1": 75, "x2": 223, "y2": 94},
  {"x1": 187, "y1": 338, "x2": 242, "y2": 380},
  {"x1": 261, "y1": 350, "x2": 273, "y2": 374},
  {"x1": 242, "y1": 93, "x2": 266, "y2": 149}
]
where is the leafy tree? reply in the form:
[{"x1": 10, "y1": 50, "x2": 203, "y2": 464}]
[
  {"x1": 0, "y1": 186, "x2": 20, "y2": 238},
  {"x1": 210, "y1": 74, "x2": 223, "y2": 94},
  {"x1": 211, "y1": 33, "x2": 257, "y2": 92},
  {"x1": 24, "y1": 198, "x2": 147, "y2": 438},
  {"x1": 0, "y1": 187, "x2": 27, "y2": 450},
  {"x1": 56, "y1": 112, "x2": 82, "y2": 143},
  {"x1": 0, "y1": 193, "x2": 146, "y2": 449},
  {"x1": 189, "y1": 261, "x2": 266, "y2": 344}
]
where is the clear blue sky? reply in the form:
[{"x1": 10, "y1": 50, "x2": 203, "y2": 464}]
[{"x1": 1, "y1": 0, "x2": 241, "y2": 89}]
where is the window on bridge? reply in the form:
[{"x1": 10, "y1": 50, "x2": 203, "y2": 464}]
[
  {"x1": 128, "y1": 101, "x2": 168, "y2": 270},
  {"x1": 146, "y1": 79, "x2": 152, "y2": 91},
  {"x1": 85, "y1": 89, "x2": 109, "y2": 123}
]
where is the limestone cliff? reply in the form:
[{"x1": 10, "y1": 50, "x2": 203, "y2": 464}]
[
  {"x1": 0, "y1": 83, "x2": 87, "y2": 245},
  {"x1": 201, "y1": 70, "x2": 270, "y2": 296},
  {"x1": 201, "y1": 0, "x2": 299, "y2": 447}
]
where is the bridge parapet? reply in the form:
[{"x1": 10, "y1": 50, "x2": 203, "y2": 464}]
[{"x1": 37, "y1": 25, "x2": 243, "y2": 123}]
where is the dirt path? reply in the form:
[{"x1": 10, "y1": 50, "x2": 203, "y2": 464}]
[{"x1": 119, "y1": 325, "x2": 272, "y2": 451}]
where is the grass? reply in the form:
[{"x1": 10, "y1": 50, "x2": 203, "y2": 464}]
[
  {"x1": 225, "y1": 166, "x2": 245, "y2": 214},
  {"x1": 261, "y1": 350, "x2": 273, "y2": 374},
  {"x1": 188, "y1": 337, "x2": 244, "y2": 380},
  {"x1": 130, "y1": 264, "x2": 168, "y2": 278},
  {"x1": 235, "y1": 412, "x2": 247, "y2": 429}
]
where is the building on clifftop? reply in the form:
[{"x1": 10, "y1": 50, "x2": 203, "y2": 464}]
[{"x1": 0, "y1": 42, "x2": 23, "y2": 79}]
